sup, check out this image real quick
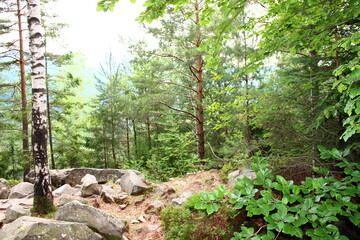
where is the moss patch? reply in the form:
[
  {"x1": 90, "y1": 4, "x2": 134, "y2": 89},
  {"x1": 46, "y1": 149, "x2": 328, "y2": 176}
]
[{"x1": 31, "y1": 196, "x2": 57, "y2": 216}]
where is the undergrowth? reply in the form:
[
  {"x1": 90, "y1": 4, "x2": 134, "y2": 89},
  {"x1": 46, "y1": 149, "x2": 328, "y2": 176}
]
[{"x1": 161, "y1": 147, "x2": 360, "y2": 240}]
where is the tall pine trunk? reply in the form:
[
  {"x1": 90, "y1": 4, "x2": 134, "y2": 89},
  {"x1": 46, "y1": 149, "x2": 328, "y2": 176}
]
[
  {"x1": 194, "y1": 1, "x2": 205, "y2": 159},
  {"x1": 27, "y1": 0, "x2": 54, "y2": 214},
  {"x1": 17, "y1": 0, "x2": 30, "y2": 181}
]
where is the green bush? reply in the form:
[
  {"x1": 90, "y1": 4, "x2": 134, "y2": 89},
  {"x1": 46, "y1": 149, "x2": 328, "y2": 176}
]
[
  {"x1": 161, "y1": 201, "x2": 241, "y2": 240},
  {"x1": 161, "y1": 205, "x2": 194, "y2": 240}
]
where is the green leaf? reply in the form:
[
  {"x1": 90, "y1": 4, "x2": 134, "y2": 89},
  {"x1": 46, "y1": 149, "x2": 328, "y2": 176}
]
[
  {"x1": 293, "y1": 226, "x2": 303, "y2": 238},
  {"x1": 206, "y1": 203, "x2": 219, "y2": 215},
  {"x1": 283, "y1": 223, "x2": 292, "y2": 235},
  {"x1": 283, "y1": 214, "x2": 295, "y2": 223}
]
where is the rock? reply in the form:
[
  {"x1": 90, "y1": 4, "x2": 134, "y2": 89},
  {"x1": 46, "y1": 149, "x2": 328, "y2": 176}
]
[
  {"x1": 57, "y1": 194, "x2": 89, "y2": 207},
  {"x1": 25, "y1": 169, "x2": 71, "y2": 186},
  {"x1": 81, "y1": 174, "x2": 100, "y2": 197},
  {"x1": 0, "y1": 179, "x2": 9, "y2": 187},
  {"x1": 171, "y1": 190, "x2": 193, "y2": 205},
  {"x1": 26, "y1": 168, "x2": 134, "y2": 186},
  {"x1": 52, "y1": 184, "x2": 76, "y2": 198},
  {"x1": 8, "y1": 182, "x2": 34, "y2": 199},
  {"x1": 0, "y1": 198, "x2": 33, "y2": 210},
  {"x1": 114, "y1": 192, "x2": 128, "y2": 204},
  {"x1": 55, "y1": 200, "x2": 125, "y2": 239},
  {"x1": 0, "y1": 213, "x2": 5, "y2": 222},
  {"x1": 0, "y1": 216, "x2": 102, "y2": 240},
  {"x1": 5, "y1": 204, "x2": 30, "y2": 223},
  {"x1": 173, "y1": 180, "x2": 187, "y2": 186},
  {"x1": 228, "y1": 168, "x2": 256, "y2": 186},
  {"x1": 131, "y1": 219, "x2": 140, "y2": 224},
  {"x1": 100, "y1": 184, "x2": 117, "y2": 203},
  {"x1": 133, "y1": 195, "x2": 145, "y2": 205},
  {"x1": 0, "y1": 187, "x2": 10, "y2": 199},
  {"x1": 138, "y1": 215, "x2": 146, "y2": 223},
  {"x1": 155, "y1": 185, "x2": 176, "y2": 199},
  {"x1": 119, "y1": 171, "x2": 149, "y2": 195},
  {"x1": 145, "y1": 200, "x2": 165, "y2": 214},
  {"x1": 148, "y1": 224, "x2": 159, "y2": 231},
  {"x1": 119, "y1": 204, "x2": 127, "y2": 209}
]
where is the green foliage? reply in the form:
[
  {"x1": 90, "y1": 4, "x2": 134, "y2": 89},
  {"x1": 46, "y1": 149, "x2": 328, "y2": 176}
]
[
  {"x1": 8, "y1": 179, "x2": 21, "y2": 187},
  {"x1": 96, "y1": 0, "x2": 120, "y2": 12},
  {"x1": 161, "y1": 201, "x2": 240, "y2": 240},
  {"x1": 146, "y1": 124, "x2": 199, "y2": 181},
  {"x1": 184, "y1": 152, "x2": 359, "y2": 240},
  {"x1": 161, "y1": 205, "x2": 194, "y2": 240},
  {"x1": 188, "y1": 185, "x2": 226, "y2": 215}
]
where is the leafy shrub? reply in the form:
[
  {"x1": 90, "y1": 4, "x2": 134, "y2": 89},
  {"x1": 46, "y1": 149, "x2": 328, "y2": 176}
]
[
  {"x1": 161, "y1": 205, "x2": 194, "y2": 240},
  {"x1": 184, "y1": 149, "x2": 360, "y2": 240},
  {"x1": 161, "y1": 200, "x2": 241, "y2": 240}
]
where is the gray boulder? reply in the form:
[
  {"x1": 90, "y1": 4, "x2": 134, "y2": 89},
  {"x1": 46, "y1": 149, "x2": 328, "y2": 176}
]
[
  {"x1": 8, "y1": 182, "x2": 34, "y2": 199},
  {"x1": 0, "y1": 187, "x2": 10, "y2": 199},
  {"x1": 81, "y1": 174, "x2": 100, "y2": 197},
  {"x1": 66, "y1": 168, "x2": 129, "y2": 186},
  {"x1": 228, "y1": 168, "x2": 256, "y2": 186},
  {"x1": 26, "y1": 168, "x2": 131, "y2": 186},
  {"x1": 0, "y1": 212, "x2": 5, "y2": 222},
  {"x1": 118, "y1": 171, "x2": 149, "y2": 195},
  {"x1": 171, "y1": 190, "x2": 194, "y2": 205},
  {"x1": 145, "y1": 200, "x2": 165, "y2": 214},
  {"x1": 100, "y1": 184, "x2": 117, "y2": 203},
  {"x1": 0, "y1": 178, "x2": 9, "y2": 186},
  {"x1": 0, "y1": 216, "x2": 102, "y2": 240},
  {"x1": 57, "y1": 194, "x2": 89, "y2": 207},
  {"x1": 5, "y1": 204, "x2": 30, "y2": 223},
  {"x1": 55, "y1": 200, "x2": 125, "y2": 239},
  {"x1": 52, "y1": 184, "x2": 76, "y2": 198},
  {"x1": 0, "y1": 198, "x2": 33, "y2": 210}
]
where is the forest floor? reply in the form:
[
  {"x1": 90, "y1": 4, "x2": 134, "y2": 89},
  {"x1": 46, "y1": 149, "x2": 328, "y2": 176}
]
[
  {"x1": 96, "y1": 169, "x2": 223, "y2": 240},
  {"x1": 0, "y1": 170, "x2": 224, "y2": 239}
]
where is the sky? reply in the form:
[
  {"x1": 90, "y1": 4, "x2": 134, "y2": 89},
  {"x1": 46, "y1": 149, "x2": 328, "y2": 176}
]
[{"x1": 47, "y1": 0, "x2": 150, "y2": 68}]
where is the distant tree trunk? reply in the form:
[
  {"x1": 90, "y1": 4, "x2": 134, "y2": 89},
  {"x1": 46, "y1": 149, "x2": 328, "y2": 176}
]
[
  {"x1": 126, "y1": 118, "x2": 130, "y2": 160},
  {"x1": 27, "y1": 0, "x2": 54, "y2": 214},
  {"x1": 146, "y1": 118, "x2": 151, "y2": 149},
  {"x1": 110, "y1": 108, "x2": 117, "y2": 166},
  {"x1": 44, "y1": 34, "x2": 55, "y2": 169},
  {"x1": 243, "y1": 31, "x2": 251, "y2": 153},
  {"x1": 17, "y1": 0, "x2": 30, "y2": 181},
  {"x1": 132, "y1": 119, "x2": 138, "y2": 155},
  {"x1": 102, "y1": 124, "x2": 107, "y2": 168}
]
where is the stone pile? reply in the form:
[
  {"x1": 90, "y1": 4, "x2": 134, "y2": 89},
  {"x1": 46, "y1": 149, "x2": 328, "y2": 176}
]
[{"x1": 0, "y1": 168, "x2": 151, "y2": 240}]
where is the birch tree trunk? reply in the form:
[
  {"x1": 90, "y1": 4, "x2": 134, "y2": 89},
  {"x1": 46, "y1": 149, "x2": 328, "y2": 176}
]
[{"x1": 27, "y1": 0, "x2": 54, "y2": 214}]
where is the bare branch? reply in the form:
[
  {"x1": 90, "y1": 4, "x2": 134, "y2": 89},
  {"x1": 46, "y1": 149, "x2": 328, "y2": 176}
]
[
  {"x1": 160, "y1": 81, "x2": 197, "y2": 93},
  {"x1": 280, "y1": 50, "x2": 309, "y2": 57},
  {"x1": 154, "y1": 53, "x2": 186, "y2": 63},
  {"x1": 174, "y1": 69, "x2": 197, "y2": 81},
  {"x1": 159, "y1": 101, "x2": 199, "y2": 121}
]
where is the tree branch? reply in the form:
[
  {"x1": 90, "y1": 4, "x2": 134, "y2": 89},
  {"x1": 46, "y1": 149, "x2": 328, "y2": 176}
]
[
  {"x1": 159, "y1": 101, "x2": 199, "y2": 121},
  {"x1": 280, "y1": 50, "x2": 309, "y2": 57},
  {"x1": 159, "y1": 81, "x2": 197, "y2": 93},
  {"x1": 154, "y1": 53, "x2": 185, "y2": 63},
  {"x1": 174, "y1": 69, "x2": 197, "y2": 81}
]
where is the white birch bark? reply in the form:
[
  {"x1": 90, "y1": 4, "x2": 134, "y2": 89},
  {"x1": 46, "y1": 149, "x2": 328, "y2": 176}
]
[{"x1": 27, "y1": 0, "x2": 53, "y2": 203}]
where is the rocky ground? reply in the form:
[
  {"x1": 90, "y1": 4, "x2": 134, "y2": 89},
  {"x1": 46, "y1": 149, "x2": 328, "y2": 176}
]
[
  {"x1": 106, "y1": 169, "x2": 223, "y2": 240},
  {"x1": 0, "y1": 169, "x2": 234, "y2": 240}
]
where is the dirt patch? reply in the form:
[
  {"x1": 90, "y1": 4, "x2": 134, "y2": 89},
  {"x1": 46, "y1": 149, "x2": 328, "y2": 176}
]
[{"x1": 99, "y1": 169, "x2": 224, "y2": 240}]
